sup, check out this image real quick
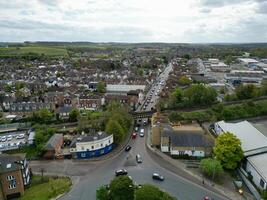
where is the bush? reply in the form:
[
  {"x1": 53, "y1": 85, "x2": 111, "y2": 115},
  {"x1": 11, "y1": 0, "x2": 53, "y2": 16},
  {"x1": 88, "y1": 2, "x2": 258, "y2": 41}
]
[{"x1": 200, "y1": 158, "x2": 223, "y2": 179}]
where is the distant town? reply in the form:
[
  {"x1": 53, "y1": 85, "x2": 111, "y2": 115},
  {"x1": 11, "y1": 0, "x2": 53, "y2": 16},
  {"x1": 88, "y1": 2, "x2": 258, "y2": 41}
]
[{"x1": 0, "y1": 42, "x2": 267, "y2": 200}]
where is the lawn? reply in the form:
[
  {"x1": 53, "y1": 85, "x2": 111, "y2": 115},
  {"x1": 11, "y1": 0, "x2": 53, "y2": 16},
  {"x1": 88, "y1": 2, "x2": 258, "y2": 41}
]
[
  {"x1": 20, "y1": 176, "x2": 72, "y2": 200},
  {"x1": 0, "y1": 46, "x2": 68, "y2": 56}
]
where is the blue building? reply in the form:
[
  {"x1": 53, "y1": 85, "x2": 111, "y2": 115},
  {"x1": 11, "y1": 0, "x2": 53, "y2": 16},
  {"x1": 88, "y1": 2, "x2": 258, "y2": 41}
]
[{"x1": 70, "y1": 132, "x2": 113, "y2": 159}]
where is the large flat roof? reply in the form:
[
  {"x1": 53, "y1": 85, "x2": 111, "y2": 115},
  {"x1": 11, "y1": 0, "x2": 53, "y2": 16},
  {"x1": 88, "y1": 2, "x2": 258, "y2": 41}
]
[
  {"x1": 247, "y1": 153, "x2": 267, "y2": 182},
  {"x1": 106, "y1": 84, "x2": 146, "y2": 93},
  {"x1": 216, "y1": 120, "x2": 267, "y2": 156},
  {"x1": 238, "y1": 58, "x2": 259, "y2": 64}
]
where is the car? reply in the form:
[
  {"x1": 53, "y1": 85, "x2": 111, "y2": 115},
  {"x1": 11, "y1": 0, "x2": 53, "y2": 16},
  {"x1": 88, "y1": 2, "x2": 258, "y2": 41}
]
[
  {"x1": 125, "y1": 145, "x2": 131, "y2": 152},
  {"x1": 132, "y1": 132, "x2": 137, "y2": 139},
  {"x1": 135, "y1": 127, "x2": 139, "y2": 131},
  {"x1": 139, "y1": 132, "x2": 144, "y2": 137},
  {"x1": 115, "y1": 169, "x2": 128, "y2": 176},
  {"x1": 16, "y1": 134, "x2": 25, "y2": 139},
  {"x1": 136, "y1": 154, "x2": 142, "y2": 163},
  {"x1": 203, "y1": 196, "x2": 210, "y2": 200},
  {"x1": 152, "y1": 173, "x2": 164, "y2": 181},
  {"x1": 0, "y1": 144, "x2": 4, "y2": 149},
  {"x1": 7, "y1": 135, "x2": 13, "y2": 141},
  {"x1": 1, "y1": 136, "x2": 6, "y2": 142}
]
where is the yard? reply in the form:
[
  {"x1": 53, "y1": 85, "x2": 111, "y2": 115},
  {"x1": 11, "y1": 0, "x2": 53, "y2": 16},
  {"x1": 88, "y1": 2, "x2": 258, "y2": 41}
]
[{"x1": 20, "y1": 175, "x2": 72, "y2": 200}]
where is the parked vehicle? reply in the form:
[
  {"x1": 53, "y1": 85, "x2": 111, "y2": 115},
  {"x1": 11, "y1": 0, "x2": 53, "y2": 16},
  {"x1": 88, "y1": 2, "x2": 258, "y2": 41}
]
[
  {"x1": 136, "y1": 154, "x2": 142, "y2": 163},
  {"x1": 115, "y1": 169, "x2": 128, "y2": 176},
  {"x1": 7, "y1": 135, "x2": 12, "y2": 141},
  {"x1": 16, "y1": 134, "x2": 25, "y2": 139},
  {"x1": 125, "y1": 145, "x2": 131, "y2": 152},
  {"x1": 139, "y1": 132, "x2": 144, "y2": 137},
  {"x1": 152, "y1": 173, "x2": 164, "y2": 181}
]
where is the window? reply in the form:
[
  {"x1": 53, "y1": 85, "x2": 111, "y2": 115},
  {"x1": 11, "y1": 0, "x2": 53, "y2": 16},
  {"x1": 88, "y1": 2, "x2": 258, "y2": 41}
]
[
  {"x1": 8, "y1": 184, "x2": 16, "y2": 189},
  {"x1": 81, "y1": 146, "x2": 84, "y2": 151},
  {"x1": 260, "y1": 179, "x2": 265, "y2": 188},
  {"x1": 91, "y1": 145, "x2": 94, "y2": 149},
  {"x1": 6, "y1": 175, "x2": 14, "y2": 181},
  {"x1": 100, "y1": 143, "x2": 103, "y2": 147},
  {"x1": 81, "y1": 153, "x2": 86, "y2": 158},
  {"x1": 100, "y1": 149, "x2": 105, "y2": 154},
  {"x1": 108, "y1": 140, "x2": 110, "y2": 144},
  {"x1": 179, "y1": 151, "x2": 185, "y2": 155}
]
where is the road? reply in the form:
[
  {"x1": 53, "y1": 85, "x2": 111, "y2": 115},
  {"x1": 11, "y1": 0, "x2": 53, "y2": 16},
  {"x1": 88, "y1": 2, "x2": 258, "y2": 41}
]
[
  {"x1": 137, "y1": 63, "x2": 173, "y2": 112},
  {"x1": 30, "y1": 62, "x2": 228, "y2": 200},
  {"x1": 57, "y1": 125, "x2": 227, "y2": 200}
]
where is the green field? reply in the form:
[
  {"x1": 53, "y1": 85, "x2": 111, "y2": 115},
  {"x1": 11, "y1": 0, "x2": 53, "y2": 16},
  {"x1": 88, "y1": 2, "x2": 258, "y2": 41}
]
[
  {"x1": 20, "y1": 176, "x2": 72, "y2": 200},
  {"x1": 0, "y1": 46, "x2": 68, "y2": 57}
]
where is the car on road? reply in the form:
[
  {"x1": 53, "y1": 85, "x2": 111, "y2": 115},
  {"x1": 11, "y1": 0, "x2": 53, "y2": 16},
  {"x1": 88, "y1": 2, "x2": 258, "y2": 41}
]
[
  {"x1": 132, "y1": 132, "x2": 137, "y2": 139},
  {"x1": 136, "y1": 154, "x2": 142, "y2": 163},
  {"x1": 125, "y1": 145, "x2": 131, "y2": 152},
  {"x1": 140, "y1": 129, "x2": 144, "y2": 136},
  {"x1": 152, "y1": 173, "x2": 164, "y2": 181},
  {"x1": 115, "y1": 169, "x2": 128, "y2": 176}
]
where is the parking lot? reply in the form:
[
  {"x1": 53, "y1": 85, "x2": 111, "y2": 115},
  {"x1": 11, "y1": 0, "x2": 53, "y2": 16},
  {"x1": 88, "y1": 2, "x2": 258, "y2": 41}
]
[{"x1": 0, "y1": 131, "x2": 27, "y2": 151}]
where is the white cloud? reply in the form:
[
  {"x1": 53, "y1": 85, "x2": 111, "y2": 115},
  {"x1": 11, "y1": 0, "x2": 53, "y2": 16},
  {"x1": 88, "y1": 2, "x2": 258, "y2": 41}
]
[{"x1": 0, "y1": 0, "x2": 266, "y2": 42}]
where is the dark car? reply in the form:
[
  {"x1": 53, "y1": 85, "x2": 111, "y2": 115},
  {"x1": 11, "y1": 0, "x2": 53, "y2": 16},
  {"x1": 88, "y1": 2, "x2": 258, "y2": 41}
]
[
  {"x1": 152, "y1": 173, "x2": 164, "y2": 181},
  {"x1": 125, "y1": 145, "x2": 131, "y2": 152},
  {"x1": 115, "y1": 169, "x2": 128, "y2": 176}
]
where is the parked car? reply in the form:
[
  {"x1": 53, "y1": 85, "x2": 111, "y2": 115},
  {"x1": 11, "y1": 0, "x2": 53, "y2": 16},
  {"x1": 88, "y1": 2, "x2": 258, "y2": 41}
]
[
  {"x1": 16, "y1": 134, "x2": 25, "y2": 139},
  {"x1": 135, "y1": 127, "x2": 139, "y2": 131},
  {"x1": 0, "y1": 136, "x2": 6, "y2": 142},
  {"x1": 115, "y1": 169, "x2": 128, "y2": 176},
  {"x1": 125, "y1": 145, "x2": 131, "y2": 152},
  {"x1": 139, "y1": 132, "x2": 144, "y2": 137},
  {"x1": 136, "y1": 154, "x2": 142, "y2": 163},
  {"x1": 7, "y1": 135, "x2": 12, "y2": 141},
  {"x1": 152, "y1": 173, "x2": 164, "y2": 181}
]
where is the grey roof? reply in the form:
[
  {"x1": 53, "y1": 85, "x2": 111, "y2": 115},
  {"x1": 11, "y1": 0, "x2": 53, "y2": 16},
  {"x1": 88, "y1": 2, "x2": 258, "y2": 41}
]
[
  {"x1": 58, "y1": 106, "x2": 73, "y2": 113},
  {"x1": 70, "y1": 132, "x2": 110, "y2": 148},
  {"x1": 0, "y1": 154, "x2": 26, "y2": 174},
  {"x1": 44, "y1": 134, "x2": 63, "y2": 150},
  {"x1": 247, "y1": 153, "x2": 267, "y2": 182},
  {"x1": 106, "y1": 84, "x2": 145, "y2": 93},
  {"x1": 215, "y1": 120, "x2": 267, "y2": 156},
  {"x1": 162, "y1": 129, "x2": 213, "y2": 147}
]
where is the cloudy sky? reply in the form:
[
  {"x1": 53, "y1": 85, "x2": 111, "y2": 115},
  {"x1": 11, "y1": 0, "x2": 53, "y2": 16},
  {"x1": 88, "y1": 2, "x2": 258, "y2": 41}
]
[{"x1": 0, "y1": 0, "x2": 267, "y2": 43}]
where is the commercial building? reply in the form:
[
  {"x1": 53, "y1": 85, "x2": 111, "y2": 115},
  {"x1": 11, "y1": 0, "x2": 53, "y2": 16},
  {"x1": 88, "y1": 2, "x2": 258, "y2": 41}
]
[
  {"x1": 0, "y1": 154, "x2": 30, "y2": 200},
  {"x1": 70, "y1": 132, "x2": 113, "y2": 159},
  {"x1": 214, "y1": 120, "x2": 267, "y2": 191},
  {"x1": 204, "y1": 59, "x2": 230, "y2": 72},
  {"x1": 225, "y1": 70, "x2": 266, "y2": 84},
  {"x1": 43, "y1": 134, "x2": 64, "y2": 159}
]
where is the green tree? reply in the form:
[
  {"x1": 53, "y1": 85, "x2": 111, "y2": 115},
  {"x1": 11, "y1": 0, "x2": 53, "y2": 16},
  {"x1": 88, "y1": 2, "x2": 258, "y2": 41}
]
[
  {"x1": 178, "y1": 76, "x2": 192, "y2": 86},
  {"x1": 69, "y1": 108, "x2": 80, "y2": 122},
  {"x1": 97, "y1": 82, "x2": 106, "y2": 93},
  {"x1": 200, "y1": 158, "x2": 223, "y2": 179},
  {"x1": 32, "y1": 109, "x2": 54, "y2": 124},
  {"x1": 105, "y1": 119, "x2": 124, "y2": 144},
  {"x1": 109, "y1": 176, "x2": 134, "y2": 200},
  {"x1": 96, "y1": 186, "x2": 110, "y2": 200},
  {"x1": 184, "y1": 84, "x2": 217, "y2": 106},
  {"x1": 261, "y1": 80, "x2": 267, "y2": 96},
  {"x1": 135, "y1": 184, "x2": 176, "y2": 200},
  {"x1": 214, "y1": 132, "x2": 244, "y2": 170},
  {"x1": 235, "y1": 84, "x2": 258, "y2": 100}
]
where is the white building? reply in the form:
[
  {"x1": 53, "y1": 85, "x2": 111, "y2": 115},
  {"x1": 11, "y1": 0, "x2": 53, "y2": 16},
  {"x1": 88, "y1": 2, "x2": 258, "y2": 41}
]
[
  {"x1": 214, "y1": 120, "x2": 267, "y2": 190},
  {"x1": 70, "y1": 132, "x2": 113, "y2": 159}
]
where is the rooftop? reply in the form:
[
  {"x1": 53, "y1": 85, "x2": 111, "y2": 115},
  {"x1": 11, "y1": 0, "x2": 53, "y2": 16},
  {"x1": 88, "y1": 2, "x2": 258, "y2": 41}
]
[
  {"x1": 247, "y1": 153, "x2": 267, "y2": 182},
  {"x1": 106, "y1": 84, "x2": 146, "y2": 93},
  {"x1": 216, "y1": 120, "x2": 267, "y2": 156}
]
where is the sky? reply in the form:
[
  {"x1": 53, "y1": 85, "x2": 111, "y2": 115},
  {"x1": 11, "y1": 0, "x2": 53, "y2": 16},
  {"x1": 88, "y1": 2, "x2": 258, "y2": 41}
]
[{"x1": 0, "y1": 0, "x2": 267, "y2": 43}]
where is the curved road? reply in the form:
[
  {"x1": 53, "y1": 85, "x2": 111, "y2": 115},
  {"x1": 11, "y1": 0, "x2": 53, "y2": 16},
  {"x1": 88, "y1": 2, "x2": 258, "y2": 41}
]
[{"x1": 59, "y1": 126, "x2": 228, "y2": 200}]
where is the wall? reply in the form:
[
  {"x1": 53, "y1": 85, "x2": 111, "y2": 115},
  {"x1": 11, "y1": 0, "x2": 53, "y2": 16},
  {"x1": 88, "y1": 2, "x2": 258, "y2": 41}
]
[
  {"x1": 246, "y1": 160, "x2": 267, "y2": 190},
  {"x1": 171, "y1": 146, "x2": 205, "y2": 157},
  {"x1": 0, "y1": 170, "x2": 24, "y2": 200},
  {"x1": 76, "y1": 135, "x2": 113, "y2": 152},
  {"x1": 76, "y1": 144, "x2": 113, "y2": 159}
]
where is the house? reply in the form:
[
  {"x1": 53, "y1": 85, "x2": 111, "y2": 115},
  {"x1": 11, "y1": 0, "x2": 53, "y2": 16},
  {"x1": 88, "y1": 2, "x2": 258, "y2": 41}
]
[
  {"x1": 161, "y1": 123, "x2": 213, "y2": 157},
  {"x1": 88, "y1": 81, "x2": 98, "y2": 92},
  {"x1": 78, "y1": 95, "x2": 103, "y2": 111},
  {"x1": 43, "y1": 134, "x2": 64, "y2": 159},
  {"x1": 70, "y1": 132, "x2": 113, "y2": 159},
  {"x1": 58, "y1": 106, "x2": 73, "y2": 119},
  {"x1": 0, "y1": 154, "x2": 30, "y2": 200},
  {"x1": 214, "y1": 120, "x2": 267, "y2": 190},
  {"x1": 106, "y1": 84, "x2": 146, "y2": 94},
  {"x1": 9, "y1": 102, "x2": 52, "y2": 116}
]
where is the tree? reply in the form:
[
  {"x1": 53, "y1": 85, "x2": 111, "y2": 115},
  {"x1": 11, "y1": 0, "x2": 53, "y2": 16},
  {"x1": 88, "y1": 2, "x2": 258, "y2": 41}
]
[
  {"x1": 214, "y1": 132, "x2": 244, "y2": 170},
  {"x1": 184, "y1": 84, "x2": 217, "y2": 106},
  {"x1": 235, "y1": 84, "x2": 258, "y2": 100},
  {"x1": 97, "y1": 82, "x2": 106, "y2": 93},
  {"x1": 135, "y1": 184, "x2": 176, "y2": 200},
  {"x1": 105, "y1": 119, "x2": 124, "y2": 144},
  {"x1": 32, "y1": 109, "x2": 54, "y2": 124},
  {"x1": 261, "y1": 80, "x2": 267, "y2": 96},
  {"x1": 69, "y1": 108, "x2": 80, "y2": 122},
  {"x1": 96, "y1": 186, "x2": 110, "y2": 200},
  {"x1": 200, "y1": 158, "x2": 223, "y2": 179},
  {"x1": 178, "y1": 76, "x2": 192, "y2": 86},
  {"x1": 109, "y1": 176, "x2": 134, "y2": 200}
]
